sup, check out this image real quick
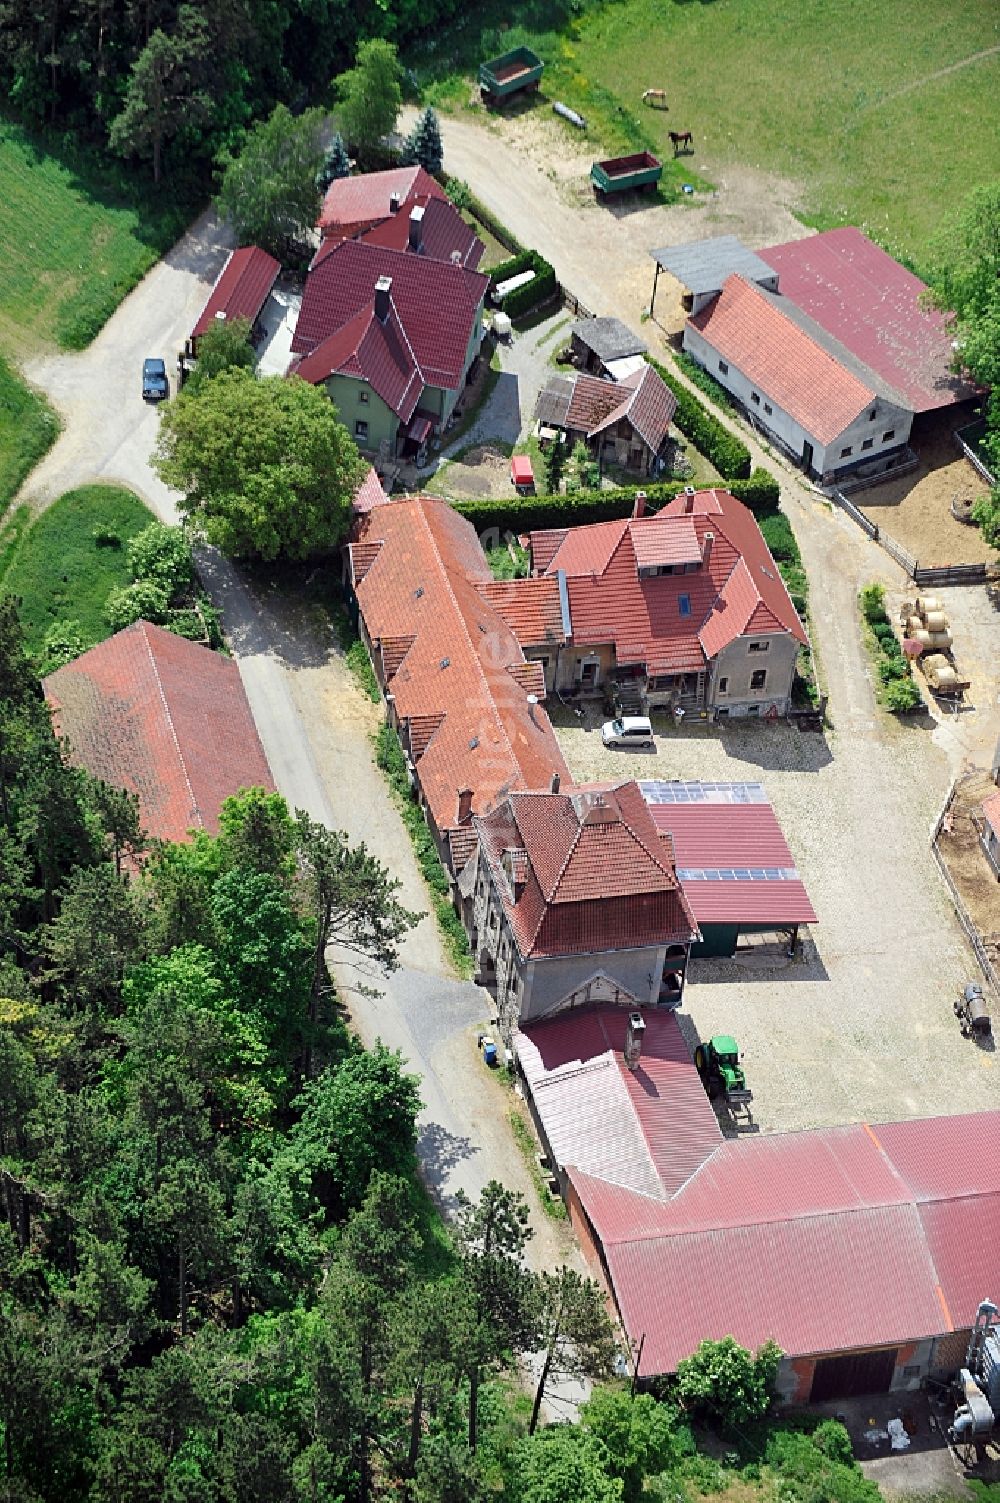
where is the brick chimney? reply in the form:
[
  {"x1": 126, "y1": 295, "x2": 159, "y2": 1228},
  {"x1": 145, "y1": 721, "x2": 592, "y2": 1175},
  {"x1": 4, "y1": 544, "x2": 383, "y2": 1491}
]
[
  {"x1": 684, "y1": 484, "x2": 696, "y2": 514},
  {"x1": 703, "y1": 530, "x2": 714, "y2": 569},
  {"x1": 456, "y1": 787, "x2": 473, "y2": 825},
  {"x1": 374, "y1": 275, "x2": 392, "y2": 323},
  {"x1": 624, "y1": 1011, "x2": 646, "y2": 1072},
  {"x1": 389, "y1": 191, "x2": 401, "y2": 213},
  {"x1": 550, "y1": 770, "x2": 561, "y2": 793},
  {"x1": 632, "y1": 490, "x2": 647, "y2": 519},
  {"x1": 408, "y1": 204, "x2": 425, "y2": 251}
]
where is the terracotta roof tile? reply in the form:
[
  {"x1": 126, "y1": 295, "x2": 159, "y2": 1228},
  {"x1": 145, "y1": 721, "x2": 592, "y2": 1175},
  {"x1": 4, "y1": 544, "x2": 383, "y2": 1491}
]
[
  {"x1": 689, "y1": 275, "x2": 876, "y2": 444},
  {"x1": 477, "y1": 576, "x2": 567, "y2": 647},
  {"x1": 361, "y1": 195, "x2": 484, "y2": 269},
  {"x1": 44, "y1": 621, "x2": 274, "y2": 847},
  {"x1": 191, "y1": 246, "x2": 280, "y2": 343},
  {"x1": 983, "y1": 791, "x2": 1000, "y2": 840},
  {"x1": 317, "y1": 165, "x2": 445, "y2": 237},
  {"x1": 289, "y1": 298, "x2": 423, "y2": 420}
]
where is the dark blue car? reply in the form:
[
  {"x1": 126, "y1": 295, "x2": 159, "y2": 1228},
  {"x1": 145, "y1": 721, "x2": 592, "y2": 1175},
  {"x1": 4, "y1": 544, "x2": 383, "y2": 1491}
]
[{"x1": 142, "y1": 357, "x2": 169, "y2": 402}]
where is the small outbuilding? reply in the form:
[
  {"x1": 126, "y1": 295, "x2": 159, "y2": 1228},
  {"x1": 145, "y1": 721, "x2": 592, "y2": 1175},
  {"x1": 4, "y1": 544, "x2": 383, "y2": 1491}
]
[
  {"x1": 980, "y1": 791, "x2": 1000, "y2": 879},
  {"x1": 187, "y1": 245, "x2": 281, "y2": 357},
  {"x1": 569, "y1": 317, "x2": 647, "y2": 378}
]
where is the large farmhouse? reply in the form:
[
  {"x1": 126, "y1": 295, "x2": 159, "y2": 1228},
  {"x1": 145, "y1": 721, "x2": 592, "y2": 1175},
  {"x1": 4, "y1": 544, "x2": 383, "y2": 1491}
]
[
  {"x1": 484, "y1": 487, "x2": 808, "y2": 717},
  {"x1": 516, "y1": 1005, "x2": 1000, "y2": 1401},
  {"x1": 654, "y1": 228, "x2": 977, "y2": 485},
  {"x1": 289, "y1": 170, "x2": 488, "y2": 463}
]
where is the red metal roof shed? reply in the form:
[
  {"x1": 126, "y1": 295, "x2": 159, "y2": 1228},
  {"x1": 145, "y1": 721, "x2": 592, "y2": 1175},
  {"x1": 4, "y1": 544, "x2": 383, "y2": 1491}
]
[{"x1": 191, "y1": 246, "x2": 280, "y2": 344}]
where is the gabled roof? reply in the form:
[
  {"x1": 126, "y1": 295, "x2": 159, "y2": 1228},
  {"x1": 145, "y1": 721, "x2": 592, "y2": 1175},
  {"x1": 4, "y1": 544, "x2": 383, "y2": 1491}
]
[
  {"x1": 191, "y1": 245, "x2": 281, "y2": 343},
  {"x1": 518, "y1": 1000, "x2": 1000, "y2": 1376},
  {"x1": 317, "y1": 165, "x2": 445, "y2": 236},
  {"x1": 361, "y1": 195, "x2": 485, "y2": 270},
  {"x1": 474, "y1": 782, "x2": 697, "y2": 959},
  {"x1": 44, "y1": 621, "x2": 274, "y2": 847},
  {"x1": 525, "y1": 489, "x2": 806, "y2": 674},
  {"x1": 543, "y1": 366, "x2": 676, "y2": 455},
  {"x1": 288, "y1": 298, "x2": 423, "y2": 421},
  {"x1": 476, "y1": 576, "x2": 568, "y2": 648},
  {"x1": 570, "y1": 317, "x2": 647, "y2": 363},
  {"x1": 689, "y1": 275, "x2": 877, "y2": 445},
  {"x1": 346, "y1": 498, "x2": 569, "y2": 852},
  {"x1": 758, "y1": 227, "x2": 977, "y2": 414},
  {"x1": 983, "y1": 790, "x2": 1000, "y2": 840},
  {"x1": 292, "y1": 238, "x2": 488, "y2": 393},
  {"x1": 352, "y1": 465, "x2": 389, "y2": 514}
]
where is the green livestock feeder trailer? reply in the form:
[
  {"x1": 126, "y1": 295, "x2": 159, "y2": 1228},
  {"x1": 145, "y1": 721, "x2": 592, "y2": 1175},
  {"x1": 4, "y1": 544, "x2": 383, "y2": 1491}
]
[
  {"x1": 590, "y1": 151, "x2": 663, "y2": 199},
  {"x1": 479, "y1": 46, "x2": 544, "y2": 105},
  {"x1": 694, "y1": 1035, "x2": 753, "y2": 1113}
]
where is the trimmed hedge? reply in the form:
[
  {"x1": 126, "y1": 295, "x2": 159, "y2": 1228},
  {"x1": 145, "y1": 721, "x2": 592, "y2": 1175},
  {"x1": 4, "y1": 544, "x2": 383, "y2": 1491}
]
[
  {"x1": 453, "y1": 468, "x2": 780, "y2": 537},
  {"x1": 489, "y1": 249, "x2": 557, "y2": 319},
  {"x1": 647, "y1": 356, "x2": 752, "y2": 481}
]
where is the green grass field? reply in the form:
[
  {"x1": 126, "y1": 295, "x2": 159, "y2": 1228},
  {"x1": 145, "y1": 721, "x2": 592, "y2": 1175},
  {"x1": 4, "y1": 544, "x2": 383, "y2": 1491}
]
[
  {"x1": 0, "y1": 354, "x2": 59, "y2": 511},
  {"x1": 2, "y1": 484, "x2": 153, "y2": 655},
  {"x1": 0, "y1": 119, "x2": 194, "y2": 352},
  {"x1": 413, "y1": 0, "x2": 1000, "y2": 265}
]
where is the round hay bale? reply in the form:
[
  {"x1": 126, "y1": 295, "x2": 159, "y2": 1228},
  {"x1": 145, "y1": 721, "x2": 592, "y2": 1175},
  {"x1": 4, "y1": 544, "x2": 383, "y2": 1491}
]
[
  {"x1": 916, "y1": 595, "x2": 942, "y2": 615},
  {"x1": 923, "y1": 611, "x2": 949, "y2": 633}
]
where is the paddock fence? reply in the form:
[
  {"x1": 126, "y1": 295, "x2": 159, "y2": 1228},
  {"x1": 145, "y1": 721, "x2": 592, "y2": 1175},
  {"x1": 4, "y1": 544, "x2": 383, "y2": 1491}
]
[{"x1": 931, "y1": 781, "x2": 1000, "y2": 1000}]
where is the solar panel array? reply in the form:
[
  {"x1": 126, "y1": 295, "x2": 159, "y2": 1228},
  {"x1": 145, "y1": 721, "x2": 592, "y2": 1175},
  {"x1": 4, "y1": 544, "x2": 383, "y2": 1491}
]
[
  {"x1": 677, "y1": 866, "x2": 801, "y2": 883},
  {"x1": 639, "y1": 780, "x2": 768, "y2": 805}
]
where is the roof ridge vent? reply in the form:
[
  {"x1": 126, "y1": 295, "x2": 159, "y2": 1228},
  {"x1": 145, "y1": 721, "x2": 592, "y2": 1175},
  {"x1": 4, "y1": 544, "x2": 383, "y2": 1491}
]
[{"x1": 440, "y1": 656, "x2": 451, "y2": 669}]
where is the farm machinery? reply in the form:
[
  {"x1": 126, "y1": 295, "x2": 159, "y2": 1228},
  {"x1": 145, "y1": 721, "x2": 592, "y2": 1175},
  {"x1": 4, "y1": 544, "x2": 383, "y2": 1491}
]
[
  {"x1": 950, "y1": 1300, "x2": 999, "y2": 1455},
  {"x1": 694, "y1": 1036, "x2": 753, "y2": 1113}
]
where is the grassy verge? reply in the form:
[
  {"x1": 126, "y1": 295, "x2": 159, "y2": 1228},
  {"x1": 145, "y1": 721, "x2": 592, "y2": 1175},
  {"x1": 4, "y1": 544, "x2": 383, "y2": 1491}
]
[
  {"x1": 508, "y1": 1105, "x2": 568, "y2": 1221},
  {"x1": 757, "y1": 509, "x2": 821, "y2": 709},
  {"x1": 673, "y1": 349, "x2": 736, "y2": 417},
  {"x1": 0, "y1": 356, "x2": 60, "y2": 509},
  {"x1": 486, "y1": 542, "x2": 529, "y2": 579},
  {"x1": 1, "y1": 484, "x2": 153, "y2": 656},
  {"x1": 331, "y1": 602, "x2": 381, "y2": 703},
  {"x1": 374, "y1": 723, "x2": 474, "y2": 979}
]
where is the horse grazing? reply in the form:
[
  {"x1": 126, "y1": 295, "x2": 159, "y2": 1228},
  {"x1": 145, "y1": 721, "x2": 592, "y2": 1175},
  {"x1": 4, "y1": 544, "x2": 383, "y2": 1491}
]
[
  {"x1": 642, "y1": 88, "x2": 668, "y2": 109},
  {"x1": 669, "y1": 129, "x2": 693, "y2": 154}
]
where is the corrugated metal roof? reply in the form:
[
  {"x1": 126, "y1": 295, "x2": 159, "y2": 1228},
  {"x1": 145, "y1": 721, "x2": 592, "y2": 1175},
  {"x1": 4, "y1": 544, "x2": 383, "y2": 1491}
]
[
  {"x1": 917, "y1": 1195, "x2": 1000, "y2": 1332},
  {"x1": 651, "y1": 235, "x2": 778, "y2": 295},
  {"x1": 191, "y1": 246, "x2": 280, "y2": 342},
  {"x1": 873, "y1": 1113, "x2": 1000, "y2": 1201},
  {"x1": 758, "y1": 228, "x2": 978, "y2": 414},
  {"x1": 571, "y1": 317, "x2": 646, "y2": 363}
]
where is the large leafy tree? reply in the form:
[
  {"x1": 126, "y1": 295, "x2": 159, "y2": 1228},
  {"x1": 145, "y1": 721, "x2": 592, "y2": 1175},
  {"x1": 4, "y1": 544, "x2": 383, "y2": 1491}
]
[
  {"x1": 582, "y1": 1389, "x2": 692, "y2": 1503},
  {"x1": 154, "y1": 369, "x2": 367, "y2": 560},
  {"x1": 334, "y1": 39, "x2": 403, "y2": 160},
  {"x1": 107, "y1": 5, "x2": 211, "y2": 183},
  {"x1": 675, "y1": 1335, "x2": 782, "y2": 1428},
  {"x1": 527, "y1": 1266, "x2": 618, "y2": 1434},
  {"x1": 512, "y1": 1424, "x2": 624, "y2": 1503},
  {"x1": 216, "y1": 103, "x2": 327, "y2": 259},
  {"x1": 185, "y1": 314, "x2": 255, "y2": 396}
]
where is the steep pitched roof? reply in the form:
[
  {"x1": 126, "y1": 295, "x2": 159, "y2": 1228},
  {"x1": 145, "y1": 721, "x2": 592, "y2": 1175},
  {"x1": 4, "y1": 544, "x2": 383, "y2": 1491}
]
[
  {"x1": 346, "y1": 498, "x2": 569, "y2": 853},
  {"x1": 292, "y1": 238, "x2": 488, "y2": 393},
  {"x1": 361, "y1": 195, "x2": 485, "y2": 269},
  {"x1": 288, "y1": 298, "x2": 423, "y2": 420},
  {"x1": 474, "y1": 782, "x2": 697, "y2": 959},
  {"x1": 758, "y1": 227, "x2": 977, "y2": 414},
  {"x1": 317, "y1": 165, "x2": 445, "y2": 236},
  {"x1": 476, "y1": 576, "x2": 568, "y2": 648},
  {"x1": 525, "y1": 489, "x2": 806, "y2": 675},
  {"x1": 191, "y1": 245, "x2": 280, "y2": 343},
  {"x1": 543, "y1": 366, "x2": 676, "y2": 455},
  {"x1": 689, "y1": 275, "x2": 877, "y2": 445},
  {"x1": 44, "y1": 621, "x2": 274, "y2": 846}
]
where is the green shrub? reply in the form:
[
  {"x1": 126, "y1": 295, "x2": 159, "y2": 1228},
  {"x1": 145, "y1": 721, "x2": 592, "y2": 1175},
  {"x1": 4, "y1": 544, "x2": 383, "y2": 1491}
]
[
  {"x1": 489, "y1": 248, "x2": 557, "y2": 317},
  {"x1": 877, "y1": 655, "x2": 908, "y2": 682},
  {"x1": 165, "y1": 608, "x2": 207, "y2": 641},
  {"x1": 38, "y1": 618, "x2": 87, "y2": 673},
  {"x1": 764, "y1": 1427, "x2": 880, "y2": 1503},
  {"x1": 971, "y1": 491, "x2": 1000, "y2": 549},
  {"x1": 647, "y1": 357, "x2": 751, "y2": 479},
  {"x1": 104, "y1": 579, "x2": 171, "y2": 632},
  {"x1": 883, "y1": 677, "x2": 922, "y2": 711},
  {"x1": 126, "y1": 521, "x2": 195, "y2": 595},
  {"x1": 675, "y1": 1336, "x2": 782, "y2": 1430},
  {"x1": 93, "y1": 528, "x2": 122, "y2": 549},
  {"x1": 454, "y1": 469, "x2": 780, "y2": 537},
  {"x1": 859, "y1": 582, "x2": 888, "y2": 623},
  {"x1": 757, "y1": 512, "x2": 799, "y2": 565},
  {"x1": 812, "y1": 1421, "x2": 855, "y2": 1467},
  {"x1": 442, "y1": 174, "x2": 523, "y2": 253},
  {"x1": 872, "y1": 621, "x2": 895, "y2": 642}
]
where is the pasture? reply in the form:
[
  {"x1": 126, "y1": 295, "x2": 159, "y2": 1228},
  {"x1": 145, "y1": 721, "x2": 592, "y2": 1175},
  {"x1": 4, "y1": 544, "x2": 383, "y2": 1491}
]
[
  {"x1": 0, "y1": 355, "x2": 58, "y2": 512},
  {"x1": 413, "y1": 0, "x2": 1000, "y2": 265},
  {"x1": 0, "y1": 120, "x2": 191, "y2": 353},
  {"x1": 2, "y1": 484, "x2": 153, "y2": 656}
]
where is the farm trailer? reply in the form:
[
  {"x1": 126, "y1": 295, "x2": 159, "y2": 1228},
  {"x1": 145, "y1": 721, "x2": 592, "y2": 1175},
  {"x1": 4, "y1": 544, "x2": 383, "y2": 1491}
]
[
  {"x1": 590, "y1": 151, "x2": 663, "y2": 198},
  {"x1": 479, "y1": 47, "x2": 544, "y2": 105}
]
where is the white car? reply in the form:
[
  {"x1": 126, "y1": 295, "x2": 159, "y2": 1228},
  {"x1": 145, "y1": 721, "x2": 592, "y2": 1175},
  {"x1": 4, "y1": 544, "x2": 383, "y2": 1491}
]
[{"x1": 601, "y1": 715, "x2": 655, "y2": 749}]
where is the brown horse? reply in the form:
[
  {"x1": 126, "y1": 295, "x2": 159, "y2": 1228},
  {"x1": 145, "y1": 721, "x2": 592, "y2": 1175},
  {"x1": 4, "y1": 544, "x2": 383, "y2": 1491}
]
[
  {"x1": 642, "y1": 88, "x2": 668, "y2": 109},
  {"x1": 669, "y1": 129, "x2": 693, "y2": 154}
]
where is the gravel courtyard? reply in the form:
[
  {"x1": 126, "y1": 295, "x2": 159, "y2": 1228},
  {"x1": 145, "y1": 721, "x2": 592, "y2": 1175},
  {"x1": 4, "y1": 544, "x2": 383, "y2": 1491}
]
[{"x1": 552, "y1": 707, "x2": 999, "y2": 1134}]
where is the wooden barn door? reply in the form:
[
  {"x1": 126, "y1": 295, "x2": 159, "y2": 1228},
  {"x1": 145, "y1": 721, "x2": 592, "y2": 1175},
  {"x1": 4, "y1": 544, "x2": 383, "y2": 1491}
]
[{"x1": 810, "y1": 1348, "x2": 898, "y2": 1402}]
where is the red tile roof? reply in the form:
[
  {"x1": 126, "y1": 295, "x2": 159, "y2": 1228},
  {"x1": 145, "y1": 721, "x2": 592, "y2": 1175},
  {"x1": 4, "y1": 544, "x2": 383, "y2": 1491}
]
[
  {"x1": 525, "y1": 488, "x2": 805, "y2": 674},
  {"x1": 560, "y1": 365, "x2": 677, "y2": 454},
  {"x1": 361, "y1": 194, "x2": 485, "y2": 270},
  {"x1": 983, "y1": 790, "x2": 1000, "y2": 840},
  {"x1": 477, "y1": 576, "x2": 567, "y2": 648},
  {"x1": 759, "y1": 227, "x2": 977, "y2": 414},
  {"x1": 191, "y1": 246, "x2": 280, "y2": 343},
  {"x1": 44, "y1": 621, "x2": 274, "y2": 846},
  {"x1": 352, "y1": 465, "x2": 389, "y2": 514},
  {"x1": 689, "y1": 275, "x2": 876, "y2": 444},
  {"x1": 517, "y1": 1007, "x2": 722, "y2": 1200},
  {"x1": 475, "y1": 782, "x2": 697, "y2": 959},
  {"x1": 292, "y1": 238, "x2": 488, "y2": 393},
  {"x1": 347, "y1": 498, "x2": 569, "y2": 857},
  {"x1": 317, "y1": 165, "x2": 445, "y2": 237},
  {"x1": 289, "y1": 298, "x2": 423, "y2": 420}
]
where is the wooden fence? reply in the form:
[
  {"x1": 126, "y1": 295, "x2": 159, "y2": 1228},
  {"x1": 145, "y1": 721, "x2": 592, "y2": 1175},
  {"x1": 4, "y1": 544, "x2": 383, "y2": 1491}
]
[
  {"x1": 562, "y1": 287, "x2": 596, "y2": 320},
  {"x1": 931, "y1": 782, "x2": 1000, "y2": 999},
  {"x1": 913, "y1": 562, "x2": 988, "y2": 587},
  {"x1": 828, "y1": 490, "x2": 991, "y2": 583},
  {"x1": 954, "y1": 424, "x2": 996, "y2": 487}
]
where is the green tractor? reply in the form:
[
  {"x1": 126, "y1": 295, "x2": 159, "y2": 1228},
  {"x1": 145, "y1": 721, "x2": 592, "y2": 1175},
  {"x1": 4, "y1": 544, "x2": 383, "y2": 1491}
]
[{"x1": 694, "y1": 1035, "x2": 753, "y2": 1110}]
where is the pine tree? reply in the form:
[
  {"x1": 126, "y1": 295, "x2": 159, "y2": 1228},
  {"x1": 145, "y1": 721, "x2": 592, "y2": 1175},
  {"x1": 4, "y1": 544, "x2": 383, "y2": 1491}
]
[
  {"x1": 405, "y1": 107, "x2": 443, "y2": 176},
  {"x1": 316, "y1": 132, "x2": 351, "y2": 191}
]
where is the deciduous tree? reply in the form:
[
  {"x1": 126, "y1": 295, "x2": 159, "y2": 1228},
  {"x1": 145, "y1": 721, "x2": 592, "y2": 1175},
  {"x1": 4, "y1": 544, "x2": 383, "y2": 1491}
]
[
  {"x1": 334, "y1": 39, "x2": 403, "y2": 159},
  {"x1": 215, "y1": 103, "x2": 327, "y2": 259},
  {"x1": 186, "y1": 314, "x2": 256, "y2": 396}
]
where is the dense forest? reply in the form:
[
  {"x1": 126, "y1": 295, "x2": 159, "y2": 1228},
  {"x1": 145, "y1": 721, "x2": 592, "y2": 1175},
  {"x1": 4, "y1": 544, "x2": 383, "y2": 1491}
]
[{"x1": 0, "y1": 0, "x2": 463, "y2": 181}]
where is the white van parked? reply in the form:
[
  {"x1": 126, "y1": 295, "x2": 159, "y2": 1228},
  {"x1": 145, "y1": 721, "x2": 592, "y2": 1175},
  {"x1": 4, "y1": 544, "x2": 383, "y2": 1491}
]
[{"x1": 601, "y1": 715, "x2": 655, "y2": 749}]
